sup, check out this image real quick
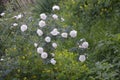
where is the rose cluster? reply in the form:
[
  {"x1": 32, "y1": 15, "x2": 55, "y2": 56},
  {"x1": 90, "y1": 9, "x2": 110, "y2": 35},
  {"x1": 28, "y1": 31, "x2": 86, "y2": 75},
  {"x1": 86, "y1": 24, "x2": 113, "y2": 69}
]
[
  {"x1": 78, "y1": 39, "x2": 89, "y2": 62},
  {"x1": 34, "y1": 5, "x2": 78, "y2": 65},
  {"x1": 19, "y1": 5, "x2": 88, "y2": 65}
]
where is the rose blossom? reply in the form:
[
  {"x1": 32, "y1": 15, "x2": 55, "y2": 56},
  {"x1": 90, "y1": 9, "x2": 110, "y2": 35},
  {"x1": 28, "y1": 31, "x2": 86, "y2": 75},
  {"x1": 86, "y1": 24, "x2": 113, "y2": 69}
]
[
  {"x1": 52, "y1": 5, "x2": 60, "y2": 11},
  {"x1": 69, "y1": 30, "x2": 77, "y2": 38},
  {"x1": 39, "y1": 20, "x2": 46, "y2": 27},
  {"x1": 21, "y1": 24, "x2": 27, "y2": 32},
  {"x1": 79, "y1": 55, "x2": 86, "y2": 62},
  {"x1": 40, "y1": 13, "x2": 47, "y2": 20},
  {"x1": 41, "y1": 52, "x2": 48, "y2": 59}
]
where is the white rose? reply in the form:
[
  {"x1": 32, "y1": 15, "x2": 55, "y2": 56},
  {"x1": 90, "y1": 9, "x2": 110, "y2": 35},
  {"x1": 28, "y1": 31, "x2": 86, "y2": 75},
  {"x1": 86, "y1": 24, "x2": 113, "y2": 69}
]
[
  {"x1": 45, "y1": 36, "x2": 51, "y2": 43},
  {"x1": 13, "y1": 23, "x2": 18, "y2": 26},
  {"x1": 81, "y1": 41, "x2": 89, "y2": 49},
  {"x1": 0, "y1": 12, "x2": 5, "y2": 16},
  {"x1": 61, "y1": 32, "x2": 68, "y2": 38},
  {"x1": 52, "y1": 5, "x2": 60, "y2": 11},
  {"x1": 50, "y1": 58, "x2": 56, "y2": 65},
  {"x1": 79, "y1": 55, "x2": 86, "y2": 62},
  {"x1": 52, "y1": 14, "x2": 58, "y2": 20},
  {"x1": 52, "y1": 43, "x2": 57, "y2": 48},
  {"x1": 37, "y1": 47, "x2": 44, "y2": 54},
  {"x1": 21, "y1": 24, "x2": 27, "y2": 32},
  {"x1": 40, "y1": 13, "x2": 47, "y2": 20},
  {"x1": 69, "y1": 30, "x2": 77, "y2": 38},
  {"x1": 37, "y1": 29, "x2": 43, "y2": 36},
  {"x1": 50, "y1": 28, "x2": 60, "y2": 36},
  {"x1": 41, "y1": 52, "x2": 48, "y2": 59},
  {"x1": 34, "y1": 43, "x2": 38, "y2": 47},
  {"x1": 39, "y1": 20, "x2": 46, "y2": 27}
]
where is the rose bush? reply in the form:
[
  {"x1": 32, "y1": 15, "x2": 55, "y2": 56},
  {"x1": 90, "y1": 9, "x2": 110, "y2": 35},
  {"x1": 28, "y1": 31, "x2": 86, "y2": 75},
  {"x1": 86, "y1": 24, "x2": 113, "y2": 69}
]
[{"x1": 0, "y1": 0, "x2": 120, "y2": 80}]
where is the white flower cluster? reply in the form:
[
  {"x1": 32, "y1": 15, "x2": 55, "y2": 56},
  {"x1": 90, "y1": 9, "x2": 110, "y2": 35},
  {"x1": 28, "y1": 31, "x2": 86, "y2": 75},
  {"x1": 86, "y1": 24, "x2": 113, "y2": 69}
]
[
  {"x1": 78, "y1": 39, "x2": 89, "y2": 62},
  {"x1": 37, "y1": 47, "x2": 48, "y2": 59},
  {"x1": 61, "y1": 30, "x2": 77, "y2": 38},
  {"x1": 35, "y1": 5, "x2": 79, "y2": 65},
  {"x1": 36, "y1": 46, "x2": 57, "y2": 65},
  {"x1": 35, "y1": 5, "x2": 61, "y2": 65}
]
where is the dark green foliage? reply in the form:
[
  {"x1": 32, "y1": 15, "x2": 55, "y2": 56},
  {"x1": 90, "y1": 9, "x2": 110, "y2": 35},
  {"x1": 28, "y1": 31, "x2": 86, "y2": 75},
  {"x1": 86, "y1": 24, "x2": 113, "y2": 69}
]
[
  {"x1": 58, "y1": 0, "x2": 120, "y2": 79},
  {"x1": 0, "y1": 0, "x2": 5, "y2": 15},
  {"x1": 33, "y1": 0, "x2": 60, "y2": 17}
]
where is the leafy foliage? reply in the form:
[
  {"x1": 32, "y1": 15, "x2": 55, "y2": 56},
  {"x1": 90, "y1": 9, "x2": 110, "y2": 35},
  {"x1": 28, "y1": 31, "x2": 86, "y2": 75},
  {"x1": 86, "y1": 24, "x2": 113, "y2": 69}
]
[
  {"x1": 33, "y1": 0, "x2": 60, "y2": 17},
  {"x1": 0, "y1": 0, "x2": 120, "y2": 80}
]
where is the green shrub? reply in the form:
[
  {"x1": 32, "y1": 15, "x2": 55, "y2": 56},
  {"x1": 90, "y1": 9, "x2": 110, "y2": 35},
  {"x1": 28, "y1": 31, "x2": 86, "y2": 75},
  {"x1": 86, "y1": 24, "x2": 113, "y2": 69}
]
[
  {"x1": 2, "y1": 50, "x2": 89, "y2": 80},
  {"x1": 88, "y1": 61, "x2": 117, "y2": 80},
  {"x1": 0, "y1": 0, "x2": 120, "y2": 80}
]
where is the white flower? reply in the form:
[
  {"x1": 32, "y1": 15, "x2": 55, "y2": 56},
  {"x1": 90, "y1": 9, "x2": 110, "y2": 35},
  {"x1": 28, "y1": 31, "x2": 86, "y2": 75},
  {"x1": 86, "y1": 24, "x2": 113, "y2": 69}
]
[
  {"x1": 45, "y1": 36, "x2": 51, "y2": 43},
  {"x1": 41, "y1": 52, "x2": 48, "y2": 59},
  {"x1": 61, "y1": 17, "x2": 65, "y2": 22},
  {"x1": 16, "y1": 13, "x2": 23, "y2": 19},
  {"x1": 37, "y1": 29, "x2": 43, "y2": 36},
  {"x1": 52, "y1": 43, "x2": 57, "y2": 48},
  {"x1": 61, "y1": 32, "x2": 68, "y2": 38},
  {"x1": 34, "y1": 43, "x2": 38, "y2": 47},
  {"x1": 0, "y1": 12, "x2": 5, "y2": 16},
  {"x1": 0, "y1": 58, "x2": 4, "y2": 61},
  {"x1": 52, "y1": 14, "x2": 58, "y2": 20},
  {"x1": 50, "y1": 28, "x2": 60, "y2": 36},
  {"x1": 52, "y1": 5, "x2": 60, "y2": 11},
  {"x1": 40, "y1": 13, "x2": 47, "y2": 20},
  {"x1": 21, "y1": 24, "x2": 27, "y2": 32},
  {"x1": 79, "y1": 55, "x2": 86, "y2": 62},
  {"x1": 69, "y1": 30, "x2": 77, "y2": 38},
  {"x1": 81, "y1": 41, "x2": 89, "y2": 49},
  {"x1": 51, "y1": 53, "x2": 55, "y2": 57},
  {"x1": 13, "y1": 23, "x2": 18, "y2": 26},
  {"x1": 37, "y1": 47, "x2": 44, "y2": 54},
  {"x1": 50, "y1": 58, "x2": 56, "y2": 65},
  {"x1": 39, "y1": 20, "x2": 46, "y2": 27}
]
